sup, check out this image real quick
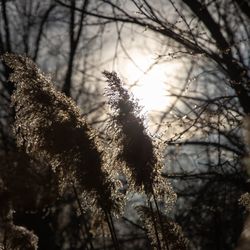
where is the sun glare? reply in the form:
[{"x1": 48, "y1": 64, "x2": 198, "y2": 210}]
[{"x1": 122, "y1": 52, "x2": 179, "y2": 112}]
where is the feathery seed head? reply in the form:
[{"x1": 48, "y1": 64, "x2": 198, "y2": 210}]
[
  {"x1": 137, "y1": 205, "x2": 188, "y2": 250},
  {"x1": 104, "y1": 71, "x2": 176, "y2": 212},
  {"x1": 104, "y1": 71, "x2": 157, "y2": 194},
  {"x1": 2, "y1": 53, "x2": 116, "y2": 213},
  {"x1": 4, "y1": 224, "x2": 38, "y2": 250}
]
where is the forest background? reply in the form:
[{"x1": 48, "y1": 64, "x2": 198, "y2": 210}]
[{"x1": 0, "y1": 0, "x2": 250, "y2": 249}]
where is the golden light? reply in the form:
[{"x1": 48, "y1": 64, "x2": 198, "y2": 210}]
[{"x1": 122, "y1": 52, "x2": 180, "y2": 112}]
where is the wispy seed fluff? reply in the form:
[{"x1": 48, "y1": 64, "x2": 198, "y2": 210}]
[
  {"x1": 103, "y1": 71, "x2": 175, "y2": 205},
  {"x1": 0, "y1": 179, "x2": 38, "y2": 250},
  {"x1": 104, "y1": 71, "x2": 155, "y2": 194},
  {"x1": 2, "y1": 53, "x2": 116, "y2": 213},
  {"x1": 3, "y1": 224, "x2": 38, "y2": 250},
  {"x1": 137, "y1": 205, "x2": 188, "y2": 250}
]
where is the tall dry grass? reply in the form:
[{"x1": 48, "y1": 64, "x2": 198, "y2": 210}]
[{"x1": 0, "y1": 53, "x2": 187, "y2": 250}]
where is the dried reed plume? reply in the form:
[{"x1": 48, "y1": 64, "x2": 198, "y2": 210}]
[
  {"x1": 239, "y1": 117, "x2": 250, "y2": 211},
  {"x1": 2, "y1": 53, "x2": 116, "y2": 214},
  {"x1": 103, "y1": 71, "x2": 175, "y2": 204},
  {"x1": 137, "y1": 205, "x2": 188, "y2": 250},
  {"x1": 104, "y1": 71, "x2": 157, "y2": 194},
  {"x1": 239, "y1": 193, "x2": 250, "y2": 211},
  {"x1": 104, "y1": 71, "x2": 179, "y2": 249},
  {"x1": 0, "y1": 179, "x2": 38, "y2": 250},
  {"x1": 2, "y1": 224, "x2": 38, "y2": 250}
]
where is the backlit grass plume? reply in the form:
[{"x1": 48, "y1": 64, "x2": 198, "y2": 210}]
[
  {"x1": 104, "y1": 71, "x2": 157, "y2": 194},
  {"x1": 103, "y1": 71, "x2": 175, "y2": 203},
  {"x1": 2, "y1": 53, "x2": 116, "y2": 214},
  {"x1": 0, "y1": 179, "x2": 38, "y2": 250},
  {"x1": 104, "y1": 71, "x2": 178, "y2": 249},
  {"x1": 3, "y1": 224, "x2": 38, "y2": 250},
  {"x1": 137, "y1": 205, "x2": 188, "y2": 250}
]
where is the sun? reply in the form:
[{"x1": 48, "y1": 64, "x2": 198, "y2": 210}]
[{"x1": 122, "y1": 52, "x2": 179, "y2": 112}]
